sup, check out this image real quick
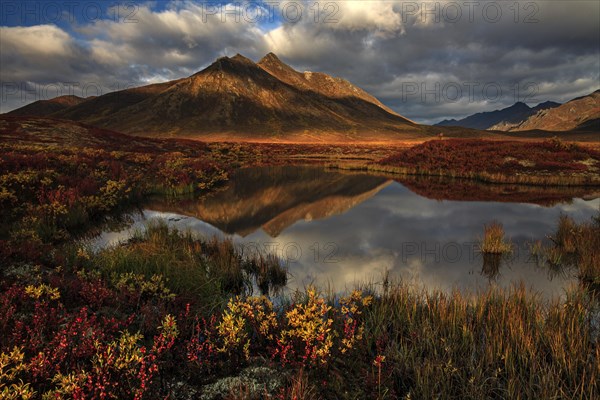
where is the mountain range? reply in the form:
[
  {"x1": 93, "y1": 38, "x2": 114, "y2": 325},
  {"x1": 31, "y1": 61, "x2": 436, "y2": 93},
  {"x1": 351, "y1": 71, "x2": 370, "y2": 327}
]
[
  {"x1": 490, "y1": 90, "x2": 600, "y2": 132},
  {"x1": 436, "y1": 101, "x2": 560, "y2": 130},
  {"x1": 5, "y1": 53, "x2": 598, "y2": 140},
  {"x1": 437, "y1": 90, "x2": 599, "y2": 132}
]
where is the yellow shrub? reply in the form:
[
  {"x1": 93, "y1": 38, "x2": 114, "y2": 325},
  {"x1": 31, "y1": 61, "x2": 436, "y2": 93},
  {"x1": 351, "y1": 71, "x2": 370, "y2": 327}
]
[
  {"x1": 280, "y1": 287, "x2": 334, "y2": 365},
  {"x1": 0, "y1": 347, "x2": 35, "y2": 400},
  {"x1": 42, "y1": 372, "x2": 88, "y2": 400},
  {"x1": 339, "y1": 290, "x2": 373, "y2": 354},
  {"x1": 112, "y1": 272, "x2": 175, "y2": 300},
  {"x1": 217, "y1": 296, "x2": 278, "y2": 360},
  {"x1": 25, "y1": 284, "x2": 61, "y2": 300}
]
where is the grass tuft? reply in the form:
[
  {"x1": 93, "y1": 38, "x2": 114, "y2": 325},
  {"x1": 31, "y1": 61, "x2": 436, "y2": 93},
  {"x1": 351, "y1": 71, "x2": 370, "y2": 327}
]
[{"x1": 479, "y1": 221, "x2": 513, "y2": 254}]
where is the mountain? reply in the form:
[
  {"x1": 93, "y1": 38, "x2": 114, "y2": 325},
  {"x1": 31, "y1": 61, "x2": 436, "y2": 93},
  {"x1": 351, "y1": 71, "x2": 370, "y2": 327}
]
[
  {"x1": 257, "y1": 53, "x2": 407, "y2": 120},
  {"x1": 51, "y1": 80, "x2": 185, "y2": 125},
  {"x1": 436, "y1": 101, "x2": 560, "y2": 130},
  {"x1": 490, "y1": 90, "x2": 600, "y2": 132},
  {"x1": 43, "y1": 53, "x2": 421, "y2": 141},
  {"x1": 6, "y1": 95, "x2": 86, "y2": 117},
  {"x1": 533, "y1": 101, "x2": 562, "y2": 112}
]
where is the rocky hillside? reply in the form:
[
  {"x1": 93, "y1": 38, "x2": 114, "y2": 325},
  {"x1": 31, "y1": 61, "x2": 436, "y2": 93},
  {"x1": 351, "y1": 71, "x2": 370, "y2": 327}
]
[
  {"x1": 436, "y1": 101, "x2": 560, "y2": 130},
  {"x1": 490, "y1": 90, "x2": 599, "y2": 132},
  {"x1": 44, "y1": 53, "x2": 422, "y2": 141}
]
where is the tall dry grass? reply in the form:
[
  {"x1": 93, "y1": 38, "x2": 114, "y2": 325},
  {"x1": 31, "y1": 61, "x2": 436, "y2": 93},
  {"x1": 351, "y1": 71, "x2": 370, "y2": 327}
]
[
  {"x1": 361, "y1": 283, "x2": 598, "y2": 399},
  {"x1": 479, "y1": 221, "x2": 513, "y2": 254}
]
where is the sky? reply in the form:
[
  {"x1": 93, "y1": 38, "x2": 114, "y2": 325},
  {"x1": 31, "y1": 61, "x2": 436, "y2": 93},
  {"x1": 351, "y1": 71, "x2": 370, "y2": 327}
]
[{"x1": 1, "y1": 0, "x2": 599, "y2": 124}]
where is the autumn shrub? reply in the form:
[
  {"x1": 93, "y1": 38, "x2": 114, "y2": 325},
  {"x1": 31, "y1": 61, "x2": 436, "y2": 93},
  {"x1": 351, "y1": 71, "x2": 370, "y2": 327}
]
[
  {"x1": 376, "y1": 139, "x2": 600, "y2": 185},
  {"x1": 0, "y1": 267, "x2": 182, "y2": 399},
  {"x1": 184, "y1": 288, "x2": 374, "y2": 375},
  {"x1": 216, "y1": 296, "x2": 278, "y2": 362},
  {"x1": 275, "y1": 287, "x2": 335, "y2": 367}
]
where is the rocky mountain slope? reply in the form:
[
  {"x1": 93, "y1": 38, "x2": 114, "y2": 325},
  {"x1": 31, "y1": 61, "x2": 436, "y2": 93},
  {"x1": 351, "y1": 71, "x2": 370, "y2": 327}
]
[
  {"x1": 43, "y1": 53, "x2": 422, "y2": 141},
  {"x1": 490, "y1": 90, "x2": 599, "y2": 132},
  {"x1": 436, "y1": 101, "x2": 560, "y2": 130}
]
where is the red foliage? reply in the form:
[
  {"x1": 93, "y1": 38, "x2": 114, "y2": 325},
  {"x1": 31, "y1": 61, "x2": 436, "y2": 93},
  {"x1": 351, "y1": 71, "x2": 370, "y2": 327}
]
[
  {"x1": 38, "y1": 186, "x2": 79, "y2": 207},
  {"x1": 0, "y1": 271, "x2": 182, "y2": 398},
  {"x1": 378, "y1": 138, "x2": 600, "y2": 176}
]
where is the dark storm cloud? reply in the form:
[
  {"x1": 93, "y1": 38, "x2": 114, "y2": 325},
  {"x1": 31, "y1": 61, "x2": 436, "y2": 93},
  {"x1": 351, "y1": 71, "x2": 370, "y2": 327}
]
[
  {"x1": 267, "y1": 1, "x2": 599, "y2": 123},
  {"x1": 1, "y1": 1, "x2": 598, "y2": 123}
]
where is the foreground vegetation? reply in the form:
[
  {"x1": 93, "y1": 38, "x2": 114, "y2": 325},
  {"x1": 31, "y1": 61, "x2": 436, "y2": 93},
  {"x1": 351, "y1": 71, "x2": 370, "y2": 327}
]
[
  {"x1": 0, "y1": 117, "x2": 321, "y2": 267},
  {"x1": 1, "y1": 218, "x2": 599, "y2": 399},
  {"x1": 1, "y1": 117, "x2": 599, "y2": 398}
]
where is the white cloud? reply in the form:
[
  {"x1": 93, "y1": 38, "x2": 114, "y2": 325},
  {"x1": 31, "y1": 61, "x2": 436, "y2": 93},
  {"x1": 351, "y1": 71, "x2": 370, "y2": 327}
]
[
  {"x1": 331, "y1": 1, "x2": 404, "y2": 35},
  {"x1": 1, "y1": 25, "x2": 74, "y2": 57},
  {"x1": 79, "y1": 4, "x2": 268, "y2": 71}
]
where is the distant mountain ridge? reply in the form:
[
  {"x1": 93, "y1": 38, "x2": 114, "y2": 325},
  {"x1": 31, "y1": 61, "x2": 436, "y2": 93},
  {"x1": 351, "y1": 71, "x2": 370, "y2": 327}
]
[
  {"x1": 490, "y1": 90, "x2": 600, "y2": 132},
  {"x1": 8, "y1": 53, "x2": 423, "y2": 141},
  {"x1": 6, "y1": 95, "x2": 87, "y2": 117},
  {"x1": 436, "y1": 101, "x2": 560, "y2": 130}
]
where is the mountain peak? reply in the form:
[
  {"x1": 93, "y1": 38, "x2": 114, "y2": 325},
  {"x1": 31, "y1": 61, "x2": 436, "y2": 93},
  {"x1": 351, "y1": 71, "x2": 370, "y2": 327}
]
[
  {"x1": 511, "y1": 101, "x2": 530, "y2": 109},
  {"x1": 230, "y1": 53, "x2": 254, "y2": 64},
  {"x1": 257, "y1": 52, "x2": 306, "y2": 87},
  {"x1": 260, "y1": 52, "x2": 280, "y2": 62},
  {"x1": 201, "y1": 53, "x2": 258, "y2": 75},
  {"x1": 258, "y1": 52, "x2": 292, "y2": 70}
]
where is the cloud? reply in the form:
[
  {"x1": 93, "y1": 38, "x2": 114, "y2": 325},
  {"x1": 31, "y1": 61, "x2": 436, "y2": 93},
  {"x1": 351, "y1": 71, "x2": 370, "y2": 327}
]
[
  {"x1": 0, "y1": 2, "x2": 268, "y2": 112},
  {"x1": 79, "y1": 3, "x2": 268, "y2": 72},
  {"x1": 0, "y1": 24, "x2": 111, "y2": 111},
  {"x1": 0, "y1": 25, "x2": 88, "y2": 81},
  {"x1": 328, "y1": 1, "x2": 404, "y2": 35},
  {"x1": 262, "y1": 0, "x2": 600, "y2": 122},
  {"x1": 1, "y1": 0, "x2": 598, "y2": 123}
]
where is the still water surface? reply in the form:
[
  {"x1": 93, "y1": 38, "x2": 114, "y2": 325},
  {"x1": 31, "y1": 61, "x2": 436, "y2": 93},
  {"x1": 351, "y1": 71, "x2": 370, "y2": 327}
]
[{"x1": 92, "y1": 166, "x2": 600, "y2": 298}]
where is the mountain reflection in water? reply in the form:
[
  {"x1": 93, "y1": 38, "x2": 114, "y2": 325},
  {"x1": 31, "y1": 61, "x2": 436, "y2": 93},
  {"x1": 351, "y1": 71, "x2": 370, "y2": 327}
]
[
  {"x1": 146, "y1": 166, "x2": 392, "y2": 237},
  {"x1": 94, "y1": 166, "x2": 600, "y2": 298}
]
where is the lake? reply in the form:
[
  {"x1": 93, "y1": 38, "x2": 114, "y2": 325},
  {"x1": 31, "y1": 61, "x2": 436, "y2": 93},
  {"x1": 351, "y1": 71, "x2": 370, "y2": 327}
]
[{"x1": 91, "y1": 166, "x2": 600, "y2": 298}]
